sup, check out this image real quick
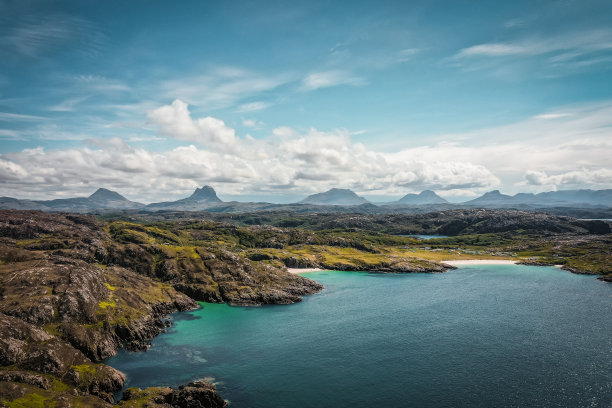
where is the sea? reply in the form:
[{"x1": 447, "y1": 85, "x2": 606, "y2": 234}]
[{"x1": 107, "y1": 265, "x2": 612, "y2": 407}]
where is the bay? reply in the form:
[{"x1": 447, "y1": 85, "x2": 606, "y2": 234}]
[{"x1": 107, "y1": 265, "x2": 612, "y2": 407}]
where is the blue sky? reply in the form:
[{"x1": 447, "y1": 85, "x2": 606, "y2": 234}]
[{"x1": 1, "y1": 0, "x2": 611, "y2": 203}]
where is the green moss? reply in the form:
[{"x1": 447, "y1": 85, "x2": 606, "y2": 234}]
[
  {"x1": 116, "y1": 387, "x2": 170, "y2": 407},
  {"x1": 3, "y1": 393, "x2": 55, "y2": 408},
  {"x1": 49, "y1": 378, "x2": 71, "y2": 393},
  {"x1": 71, "y1": 364, "x2": 96, "y2": 376},
  {"x1": 104, "y1": 282, "x2": 116, "y2": 291},
  {"x1": 43, "y1": 323, "x2": 61, "y2": 337},
  {"x1": 98, "y1": 299, "x2": 116, "y2": 309}
]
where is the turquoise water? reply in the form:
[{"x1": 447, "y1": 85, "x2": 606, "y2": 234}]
[{"x1": 107, "y1": 265, "x2": 612, "y2": 407}]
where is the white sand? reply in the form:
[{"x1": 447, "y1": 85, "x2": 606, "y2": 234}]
[
  {"x1": 287, "y1": 268, "x2": 326, "y2": 274},
  {"x1": 442, "y1": 259, "x2": 518, "y2": 266}
]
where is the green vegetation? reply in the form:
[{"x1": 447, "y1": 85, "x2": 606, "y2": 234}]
[
  {"x1": 98, "y1": 299, "x2": 116, "y2": 309},
  {"x1": 2, "y1": 393, "x2": 54, "y2": 408},
  {"x1": 102, "y1": 213, "x2": 611, "y2": 278}
]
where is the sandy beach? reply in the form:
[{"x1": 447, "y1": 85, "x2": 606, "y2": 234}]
[
  {"x1": 287, "y1": 268, "x2": 326, "y2": 274},
  {"x1": 442, "y1": 259, "x2": 518, "y2": 266}
]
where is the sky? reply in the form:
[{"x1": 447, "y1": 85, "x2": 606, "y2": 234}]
[{"x1": 1, "y1": 0, "x2": 611, "y2": 203}]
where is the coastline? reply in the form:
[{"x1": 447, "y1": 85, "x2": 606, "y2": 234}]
[
  {"x1": 442, "y1": 259, "x2": 518, "y2": 266},
  {"x1": 287, "y1": 267, "x2": 326, "y2": 274},
  {"x1": 288, "y1": 260, "x2": 520, "y2": 273}
]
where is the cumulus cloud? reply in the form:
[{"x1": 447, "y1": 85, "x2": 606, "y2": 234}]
[
  {"x1": 525, "y1": 169, "x2": 612, "y2": 187},
  {"x1": 148, "y1": 99, "x2": 237, "y2": 149},
  {"x1": 3, "y1": 100, "x2": 611, "y2": 202},
  {"x1": 0, "y1": 158, "x2": 28, "y2": 180},
  {"x1": 0, "y1": 100, "x2": 502, "y2": 201}
]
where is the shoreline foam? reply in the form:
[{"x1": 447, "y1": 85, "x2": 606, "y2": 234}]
[{"x1": 287, "y1": 267, "x2": 326, "y2": 274}]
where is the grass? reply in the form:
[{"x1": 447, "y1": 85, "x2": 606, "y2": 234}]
[{"x1": 2, "y1": 393, "x2": 54, "y2": 408}]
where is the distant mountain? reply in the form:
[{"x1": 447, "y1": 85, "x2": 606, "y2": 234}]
[
  {"x1": 0, "y1": 197, "x2": 49, "y2": 210},
  {"x1": 184, "y1": 186, "x2": 222, "y2": 203},
  {"x1": 0, "y1": 188, "x2": 143, "y2": 212},
  {"x1": 89, "y1": 188, "x2": 127, "y2": 202},
  {"x1": 40, "y1": 188, "x2": 144, "y2": 211},
  {"x1": 398, "y1": 190, "x2": 448, "y2": 205},
  {"x1": 0, "y1": 187, "x2": 610, "y2": 214},
  {"x1": 464, "y1": 190, "x2": 514, "y2": 206},
  {"x1": 464, "y1": 189, "x2": 612, "y2": 208},
  {"x1": 535, "y1": 189, "x2": 612, "y2": 206},
  {"x1": 299, "y1": 188, "x2": 369, "y2": 206},
  {"x1": 146, "y1": 185, "x2": 223, "y2": 211}
]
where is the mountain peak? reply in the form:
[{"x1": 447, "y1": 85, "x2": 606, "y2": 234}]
[
  {"x1": 187, "y1": 185, "x2": 222, "y2": 202},
  {"x1": 464, "y1": 190, "x2": 513, "y2": 206},
  {"x1": 398, "y1": 190, "x2": 448, "y2": 205},
  {"x1": 300, "y1": 188, "x2": 369, "y2": 206},
  {"x1": 88, "y1": 188, "x2": 128, "y2": 201}
]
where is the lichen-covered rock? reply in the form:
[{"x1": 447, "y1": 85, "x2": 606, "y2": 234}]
[
  {"x1": 0, "y1": 371, "x2": 50, "y2": 390},
  {"x1": 120, "y1": 381, "x2": 228, "y2": 408}
]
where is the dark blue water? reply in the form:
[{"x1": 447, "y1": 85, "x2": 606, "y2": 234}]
[{"x1": 107, "y1": 265, "x2": 612, "y2": 407}]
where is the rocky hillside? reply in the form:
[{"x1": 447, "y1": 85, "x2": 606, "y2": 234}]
[
  {"x1": 0, "y1": 210, "x2": 323, "y2": 406},
  {"x1": 189, "y1": 208, "x2": 611, "y2": 236}
]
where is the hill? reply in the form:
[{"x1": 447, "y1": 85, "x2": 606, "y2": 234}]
[
  {"x1": 299, "y1": 188, "x2": 369, "y2": 206},
  {"x1": 398, "y1": 190, "x2": 448, "y2": 205}
]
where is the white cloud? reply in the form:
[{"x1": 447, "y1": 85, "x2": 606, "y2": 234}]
[
  {"x1": 452, "y1": 29, "x2": 612, "y2": 76},
  {"x1": 49, "y1": 95, "x2": 91, "y2": 112},
  {"x1": 2, "y1": 100, "x2": 611, "y2": 202},
  {"x1": 301, "y1": 70, "x2": 366, "y2": 91},
  {"x1": 236, "y1": 101, "x2": 271, "y2": 112},
  {"x1": 242, "y1": 119, "x2": 265, "y2": 129},
  {"x1": 396, "y1": 48, "x2": 420, "y2": 62},
  {"x1": 0, "y1": 158, "x2": 28, "y2": 180},
  {"x1": 160, "y1": 67, "x2": 289, "y2": 110},
  {"x1": 1, "y1": 14, "x2": 105, "y2": 59},
  {"x1": 533, "y1": 113, "x2": 572, "y2": 120},
  {"x1": 73, "y1": 75, "x2": 130, "y2": 92},
  {"x1": 0, "y1": 112, "x2": 48, "y2": 121},
  {"x1": 525, "y1": 169, "x2": 612, "y2": 187},
  {"x1": 456, "y1": 29, "x2": 612, "y2": 59},
  {"x1": 456, "y1": 43, "x2": 527, "y2": 57},
  {"x1": 148, "y1": 99, "x2": 237, "y2": 149}
]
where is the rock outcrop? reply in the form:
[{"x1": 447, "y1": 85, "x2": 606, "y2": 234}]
[
  {"x1": 0, "y1": 210, "x2": 326, "y2": 406},
  {"x1": 0, "y1": 211, "x2": 227, "y2": 406},
  {"x1": 120, "y1": 381, "x2": 228, "y2": 408}
]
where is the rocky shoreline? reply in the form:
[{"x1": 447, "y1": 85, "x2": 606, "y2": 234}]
[{"x1": 0, "y1": 211, "x2": 323, "y2": 406}]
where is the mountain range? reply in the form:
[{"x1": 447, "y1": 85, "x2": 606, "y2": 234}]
[
  {"x1": 397, "y1": 190, "x2": 448, "y2": 205},
  {"x1": 464, "y1": 189, "x2": 612, "y2": 208},
  {"x1": 0, "y1": 186, "x2": 610, "y2": 213}
]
